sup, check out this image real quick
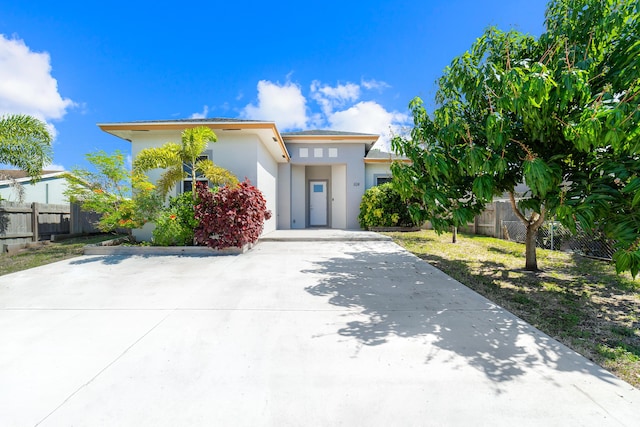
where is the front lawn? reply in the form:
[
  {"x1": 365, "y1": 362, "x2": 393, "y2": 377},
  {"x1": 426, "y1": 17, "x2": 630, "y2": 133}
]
[
  {"x1": 387, "y1": 230, "x2": 640, "y2": 388},
  {"x1": 0, "y1": 234, "x2": 119, "y2": 277}
]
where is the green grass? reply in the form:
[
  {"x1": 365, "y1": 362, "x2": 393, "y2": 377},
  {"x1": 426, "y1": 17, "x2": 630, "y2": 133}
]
[
  {"x1": 0, "y1": 234, "x2": 119, "y2": 276},
  {"x1": 387, "y1": 230, "x2": 640, "y2": 388}
]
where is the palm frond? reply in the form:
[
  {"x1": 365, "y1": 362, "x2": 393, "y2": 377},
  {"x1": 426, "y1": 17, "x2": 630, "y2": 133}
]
[
  {"x1": 198, "y1": 159, "x2": 239, "y2": 187},
  {"x1": 156, "y1": 166, "x2": 186, "y2": 197},
  {"x1": 133, "y1": 143, "x2": 182, "y2": 173}
]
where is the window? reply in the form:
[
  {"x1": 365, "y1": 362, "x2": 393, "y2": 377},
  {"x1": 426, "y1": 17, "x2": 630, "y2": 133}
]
[
  {"x1": 183, "y1": 155, "x2": 209, "y2": 193},
  {"x1": 376, "y1": 176, "x2": 392, "y2": 185}
]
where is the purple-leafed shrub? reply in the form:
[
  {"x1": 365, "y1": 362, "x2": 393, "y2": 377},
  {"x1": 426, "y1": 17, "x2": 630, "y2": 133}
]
[{"x1": 194, "y1": 179, "x2": 272, "y2": 249}]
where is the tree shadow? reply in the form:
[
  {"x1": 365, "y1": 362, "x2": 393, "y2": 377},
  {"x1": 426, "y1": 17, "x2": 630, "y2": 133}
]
[
  {"x1": 303, "y1": 247, "x2": 619, "y2": 386},
  {"x1": 69, "y1": 255, "x2": 130, "y2": 265},
  {"x1": 0, "y1": 211, "x2": 9, "y2": 234},
  {"x1": 68, "y1": 253, "x2": 222, "y2": 266}
]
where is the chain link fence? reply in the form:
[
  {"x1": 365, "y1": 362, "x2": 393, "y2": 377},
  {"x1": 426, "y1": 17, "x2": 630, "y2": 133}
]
[{"x1": 501, "y1": 220, "x2": 616, "y2": 260}]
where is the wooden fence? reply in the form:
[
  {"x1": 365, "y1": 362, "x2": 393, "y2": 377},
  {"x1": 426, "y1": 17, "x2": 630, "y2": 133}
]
[
  {"x1": 459, "y1": 201, "x2": 521, "y2": 239},
  {"x1": 0, "y1": 201, "x2": 101, "y2": 246}
]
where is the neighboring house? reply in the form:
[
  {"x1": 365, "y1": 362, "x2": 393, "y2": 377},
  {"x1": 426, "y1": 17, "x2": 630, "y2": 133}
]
[
  {"x1": 99, "y1": 118, "x2": 404, "y2": 239},
  {"x1": 0, "y1": 170, "x2": 68, "y2": 204}
]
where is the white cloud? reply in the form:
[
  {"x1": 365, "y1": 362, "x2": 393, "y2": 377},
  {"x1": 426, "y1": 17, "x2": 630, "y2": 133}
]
[
  {"x1": 44, "y1": 163, "x2": 66, "y2": 171},
  {"x1": 310, "y1": 80, "x2": 360, "y2": 117},
  {"x1": 361, "y1": 78, "x2": 391, "y2": 91},
  {"x1": 328, "y1": 101, "x2": 410, "y2": 150},
  {"x1": 241, "y1": 80, "x2": 307, "y2": 130},
  {"x1": 0, "y1": 34, "x2": 74, "y2": 133},
  {"x1": 189, "y1": 105, "x2": 209, "y2": 119},
  {"x1": 241, "y1": 77, "x2": 409, "y2": 150}
]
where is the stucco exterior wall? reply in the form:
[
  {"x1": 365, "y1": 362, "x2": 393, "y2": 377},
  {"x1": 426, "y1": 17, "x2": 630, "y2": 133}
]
[
  {"x1": 290, "y1": 165, "x2": 306, "y2": 229},
  {"x1": 129, "y1": 131, "x2": 279, "y2": 240},
  {"x1": 209, "y1": 134, "x2": 258, "y2": 184},
  {"x1": 277, "y1": 163, "x2": 291, "y2": 229},
  {"x1": 331, "y1": 164, "x2": 347, "y2": 229},
  {"x1": 285, "y1": 142, "x2": 365, "y2": 229},
  {"x1": 0, "y1": 176, "x2": 68, "y2": 204},
  {"x1": 365, "y1": 163, "x2": 393, "y2": 189},
  {"x1": 256, "y1": 140, "x2": 277, "y2": 233}
]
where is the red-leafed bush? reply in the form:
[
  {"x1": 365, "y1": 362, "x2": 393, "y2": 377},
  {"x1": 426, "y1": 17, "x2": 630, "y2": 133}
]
[{"x1": 194, "y1": 180, "x2": 272, "y2": 249}]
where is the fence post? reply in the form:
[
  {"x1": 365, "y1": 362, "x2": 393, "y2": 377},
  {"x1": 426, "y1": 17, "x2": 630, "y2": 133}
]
[
  {"x1": 550, "y1": 220, "x2": 554, "y2": 251},
  {"x1": 495, "y1": 202, "x2": 502, "y2": 238},
  {"x1": 31, "y1": 202, "x2": 39, "y2": 242}
]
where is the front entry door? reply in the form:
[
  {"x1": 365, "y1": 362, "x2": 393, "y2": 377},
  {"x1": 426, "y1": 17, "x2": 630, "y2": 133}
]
[{"x1": 309, "y1": 181, "x2": 328, "y2": 226}]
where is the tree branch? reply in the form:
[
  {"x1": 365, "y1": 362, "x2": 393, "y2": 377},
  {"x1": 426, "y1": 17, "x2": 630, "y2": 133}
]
[{"x1": 509, "y1": 191, "x2": 529, "y2": 224}]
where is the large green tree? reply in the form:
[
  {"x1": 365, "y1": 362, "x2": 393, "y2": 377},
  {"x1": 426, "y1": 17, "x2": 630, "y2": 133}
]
[
  {"x1": 0, "y1": 114, "x2": 53, "y2": 179},
  {"x1": 391, "y1": 99, "x2": 487, "y2": 243},
  {"x1": 393, "y1": 0, "x2": 639, "y2": 274},
  {"x1": 133, "y1": 126, "x2": 238, "y2": 198}
]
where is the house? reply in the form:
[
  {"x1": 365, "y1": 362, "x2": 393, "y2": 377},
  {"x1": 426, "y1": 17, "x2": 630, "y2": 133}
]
[
  {"x1": 98, "y1": 118, "x2": 402, "y2": 240},
  {"x1": 0, "y1": 170, "x2": 68, "y2": 204}
]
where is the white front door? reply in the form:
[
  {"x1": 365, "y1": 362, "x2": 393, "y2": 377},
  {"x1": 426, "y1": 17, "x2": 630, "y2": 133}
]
[{"x1": 309, "y1": 181, "x2": 328, "y2": 226}]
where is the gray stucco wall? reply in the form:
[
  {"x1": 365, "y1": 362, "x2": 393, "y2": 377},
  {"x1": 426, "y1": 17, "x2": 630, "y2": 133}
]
[
  {"x1": 291, "y1": 165, "x2": 306, "y2": 228},
  {"x1": 285, "y1": 142, "x2": 366, "y2": 229}
]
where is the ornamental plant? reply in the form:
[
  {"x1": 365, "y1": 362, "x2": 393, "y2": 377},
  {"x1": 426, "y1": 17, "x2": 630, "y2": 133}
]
[
  {"x1": 194, "y1": 180, "x2": 272, "y2": 249},
  {"x1": 133, "y1": 126, "x2": 238, "y2": 199},
  {"x1": 152, "y1": 191, "x2": 200, "y2": 246},
  {"x1": 358, "y1": 182, "x2": 416, "y2": 230},
  {"x1": 64, "y1": 150, "x2": 163, "y2": 232}
]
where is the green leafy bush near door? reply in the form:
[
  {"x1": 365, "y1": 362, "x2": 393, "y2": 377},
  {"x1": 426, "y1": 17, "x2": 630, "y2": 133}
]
[
  {"x1": 358, "y1": 182, "x2": 416, "y2": 229},
  {"x1": 152, "y1": 191, "x2": 200, "y2": 246}
]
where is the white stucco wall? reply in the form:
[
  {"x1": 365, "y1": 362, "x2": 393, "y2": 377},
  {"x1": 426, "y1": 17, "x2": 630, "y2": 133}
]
[
  {"x1": 256, "y1": 140, "x2": 277, "y2": 233},
  {"x1": 277, "y1": 163, "x2": 291, "y2": 229},
  {"x1": 129, "y1": 131, "x2": 279, "y2": 240},
  {"x1": 365, "y1": 163, "x2": 393, "y2": 189},
  {"x1": 209, "y1": 134, "x2": 258, "y2": 184},
  {"x1": 0, "y1": 176, "x2": 68, "y2": 204}
]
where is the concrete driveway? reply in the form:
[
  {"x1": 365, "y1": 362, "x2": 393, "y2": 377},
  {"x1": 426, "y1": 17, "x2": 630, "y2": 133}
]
[{"x1": 1, "y1": 237, "x2": 638, "y2": 426}]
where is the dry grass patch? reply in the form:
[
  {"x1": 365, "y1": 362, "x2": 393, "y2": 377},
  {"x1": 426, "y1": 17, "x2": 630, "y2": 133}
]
[
  {"x1": 0, "y1": 234, "x2": 119, "y2": 277},
  {"x1": 388, "y1": 230, "x2": 640, "y2": 388}
]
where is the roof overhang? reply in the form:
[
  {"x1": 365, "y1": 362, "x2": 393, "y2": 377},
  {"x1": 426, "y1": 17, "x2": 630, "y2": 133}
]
[
  {"x1": 0, "y1": 171, "x2": 66, "y2": 186},
  {"x1": 282, "y1": 133, "x2": 379, "y2": 154},
  {"x1": 97, "y1": 120, "x2": 291, "y2": 162},
  {"x1": 364, "y1": 158, "x2": 412, "y2": 164}
]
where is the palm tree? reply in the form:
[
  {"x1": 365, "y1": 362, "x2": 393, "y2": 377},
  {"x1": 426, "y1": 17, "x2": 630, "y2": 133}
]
[
  {"x1": 0, "y1": 114, "x2": 53, "y2": 179},
  {"x1": 133, "y1": 126, "x2": 238, "y2": 198}
]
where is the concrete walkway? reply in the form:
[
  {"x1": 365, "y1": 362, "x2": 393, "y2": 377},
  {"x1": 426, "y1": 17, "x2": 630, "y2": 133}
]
[
  {"x1": 0, "y1": 234, "x2": 638, "y2": 426},
  {"x1": 259, "y1": 228, "x2": 392, "y2": 241}
]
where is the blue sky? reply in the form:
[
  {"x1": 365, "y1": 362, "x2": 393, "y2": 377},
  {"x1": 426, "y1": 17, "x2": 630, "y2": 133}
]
[{"x1": 0, "y1": 0, "x2": 546, "y2": 171}]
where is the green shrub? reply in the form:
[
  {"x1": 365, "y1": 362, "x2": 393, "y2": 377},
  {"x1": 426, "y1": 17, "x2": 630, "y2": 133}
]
[
  {"x1": 152, "y1": 191, "x2": 199, "y2": 246},
  {"x1": 358, "y1": 182, "x2": 416, "y2": 229}
]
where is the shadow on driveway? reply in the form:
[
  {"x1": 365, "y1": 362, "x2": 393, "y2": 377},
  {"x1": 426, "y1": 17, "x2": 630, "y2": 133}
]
[{"x1": 303, "y1": 248, "x2": 615, "y2": 386}]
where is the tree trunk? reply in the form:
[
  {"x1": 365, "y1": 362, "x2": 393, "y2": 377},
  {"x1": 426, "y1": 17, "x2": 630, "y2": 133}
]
[
  {"x1": 509, "y1": 191, "x2": 545, "y2": 272},
  {"x1": 524, "y1": 223, "x2": 539, "y2": 271},
  {"x1": 452, "y1": 226, "x2": 458, "y2": 243}
]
